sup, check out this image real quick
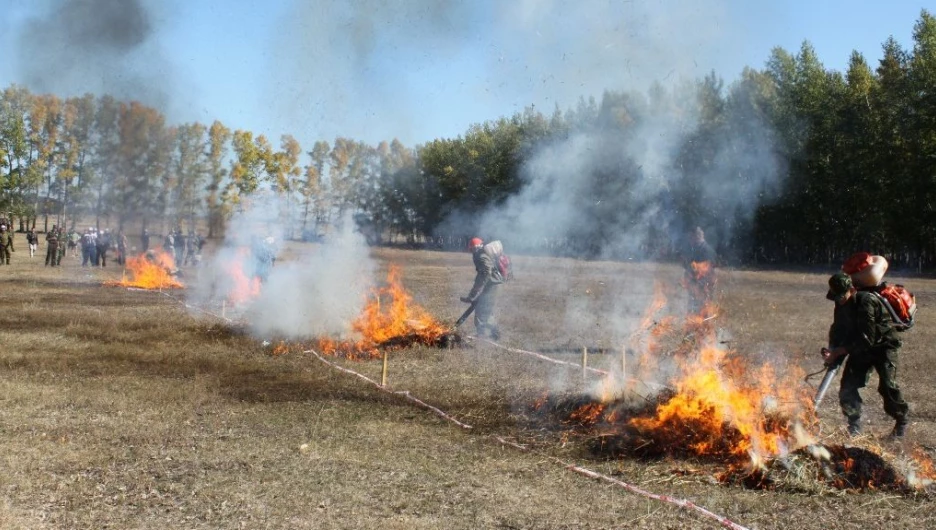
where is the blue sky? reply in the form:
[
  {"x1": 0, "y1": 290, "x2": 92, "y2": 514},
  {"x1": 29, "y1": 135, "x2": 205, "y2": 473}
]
[{"x1": 0, "y1": 0, "x2": 927, "y2": 148}]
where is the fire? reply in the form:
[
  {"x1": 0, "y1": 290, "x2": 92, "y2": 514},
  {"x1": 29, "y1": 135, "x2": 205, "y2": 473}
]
[
  {"x1": 104, "y1": 250, "x2": 183, "y2": 290},
  {"x1": 224, "y1": 247, "x2": 262, "y2": 305},
  {"x1": 690, "y1": 260, "x2": 713, "y2": 281},
  {"x1": 587, "y1": 291, "x2": 810, "y2": 467},
  {"x1": 316, "y1": 265, "x2": 450, "y2": 358},
  {"x1": 628, "y1": 342, "x2": 803, "y2": 461},
  {"x1": 568, "y1": 403, "x2": 606, "y2": 426}
]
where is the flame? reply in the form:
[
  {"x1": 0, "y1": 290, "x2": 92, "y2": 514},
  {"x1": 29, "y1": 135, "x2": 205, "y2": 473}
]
[
  {"x1": 315, "y1": 265, "x2": 450, "y2": 358},
  {"x1": 104, "y1": 251, "x2": 183, "y2": 289},
  {"x1": 224, "y1": 247, "x2": 262, "y2": 305},
  {"x1": 690, "y1": 260, "x2": 713, "y2": 280},
  {"x1": 271, "y1": 341, "x2": 289, "y2": 356},
  {"x1": 603, "y1": 293, "x2": 810, "y2": 466},
  {"x1": 629, "y1": 341, "x2": 804, "y2": 460},
  {"x1": 568, "y1": 403, "x2": 606, "y2": 426}
]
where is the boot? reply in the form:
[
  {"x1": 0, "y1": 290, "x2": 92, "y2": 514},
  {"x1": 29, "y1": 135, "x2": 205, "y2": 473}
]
[
  {"x1": 847, "y1": 417, "x2": 862, "y2": 436},
  {"x1": 890, "y1": 420, "x2": 907, "y2": 439}
]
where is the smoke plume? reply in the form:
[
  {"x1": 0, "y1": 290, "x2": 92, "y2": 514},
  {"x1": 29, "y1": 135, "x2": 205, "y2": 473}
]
[
  {"x1": 190, "y1": 194, "x2": 375, "y2": 339},
  {"x1": 15, "y1": 0, "x2": 174, "y2": 109}
]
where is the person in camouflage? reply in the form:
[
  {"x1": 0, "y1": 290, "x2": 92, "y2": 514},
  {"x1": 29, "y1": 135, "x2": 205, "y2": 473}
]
[
  {"x1": 460, "y1": 237, "x2": 504, "y2": 340},
  {"x1": 824, "y1": 272, "x2": 909, "y2": 438},
  {"x1": 0, "y1": 224, "x2": 13, "y2": 265},
  {"x1": 45, "y1": 225, "x2": 59, "y2": 266}
]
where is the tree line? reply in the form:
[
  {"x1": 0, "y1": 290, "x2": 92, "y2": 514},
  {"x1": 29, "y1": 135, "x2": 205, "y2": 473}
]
[{"x1": 1, "y1": 10, "x2": 934, "y2": 267}]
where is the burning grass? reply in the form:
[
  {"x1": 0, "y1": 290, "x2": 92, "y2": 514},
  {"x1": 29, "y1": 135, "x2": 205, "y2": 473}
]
[
  {"x1": 312, "y1": 265, "x2": 458, "y2": 359},
  {"x1": 222, "y1": 246, "x2": 262, "y2": 306},
  {"x1": 103, "y1": 250, "x2": 183, "y2": 290},
  {"x1": 528, "y1": 294, "x2": 936, "y2": 495}
]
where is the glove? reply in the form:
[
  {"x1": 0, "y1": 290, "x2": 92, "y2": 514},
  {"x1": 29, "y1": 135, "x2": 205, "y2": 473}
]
[
  {"x1": 460, "y1": 296, "x2": 472, "y2": 304},
  {"x1": 821, "y1": 347, "x2": 846, "y2": 365}
]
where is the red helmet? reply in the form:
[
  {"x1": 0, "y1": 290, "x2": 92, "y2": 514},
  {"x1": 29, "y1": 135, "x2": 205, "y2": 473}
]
[{"x1": 468, "y1": 237, "x2": 483, "y2": 251}]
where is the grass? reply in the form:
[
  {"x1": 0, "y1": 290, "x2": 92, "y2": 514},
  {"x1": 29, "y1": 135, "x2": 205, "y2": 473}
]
[{"x1": 0, "y1": 244, "x2": 933, "y2": 529}]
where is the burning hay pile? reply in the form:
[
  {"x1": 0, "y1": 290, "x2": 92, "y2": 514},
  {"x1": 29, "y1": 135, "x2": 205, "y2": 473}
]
[
  {"x1": 103, "y1": 250, "x2": 183, "y2": 290},
  {"x1": 530, "y1": 293, "x2": 936, "y2": 494},
  {"x1": 313, "y1": 266, "x2": 459, "y2": 359}
]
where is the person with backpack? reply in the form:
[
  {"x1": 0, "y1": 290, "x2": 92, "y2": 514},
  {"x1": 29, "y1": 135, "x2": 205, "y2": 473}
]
[
  {"x1": 460, "y1": 237, "x2": 508, "y2": 340},
  {"x1": 823, "y1": 272, "x2": 909, "y2": 438},
  {"x1": 681, "y1": 226, "x2": 717, "y2": 315}
]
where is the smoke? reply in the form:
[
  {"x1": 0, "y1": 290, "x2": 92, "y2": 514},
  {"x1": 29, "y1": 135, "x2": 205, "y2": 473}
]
[
  {"x1": 14, "y1": 0, "x2": 176, "y2": 110},
  {"x1": 190, "y1": 194, "x2": 375, "y2": 339},
  {"x1": 269, "y1": 0, "x2": 747, "y2": 144},
  {"x1": 269, "y1": 0, "x2": 477, "y2": 143},
  {"x1": 244, "y1": 219, "x2": 374, "y2": 338}
]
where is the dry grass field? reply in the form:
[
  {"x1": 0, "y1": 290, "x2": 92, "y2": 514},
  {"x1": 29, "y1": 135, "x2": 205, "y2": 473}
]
[{"x1": 0, "y1": 242, "x2": 934, "y2": 529}]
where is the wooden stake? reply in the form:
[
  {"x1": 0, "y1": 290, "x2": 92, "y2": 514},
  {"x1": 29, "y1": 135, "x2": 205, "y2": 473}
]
[
  {"x1": 222, "y1": 299, "x2": 226, "y2": 320},
  {"x1": 582, "y1": 347, "x2": 588, "y2": 383},
  {"x1": 381, "y1": 350, "x2": 389, "y2": 387},
  {"x1": 621, "y1": 347, "x2": 627, "y2": 387}
]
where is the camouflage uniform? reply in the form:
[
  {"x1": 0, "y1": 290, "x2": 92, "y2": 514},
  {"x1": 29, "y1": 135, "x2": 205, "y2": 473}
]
[
  {"x1": 465, "y1": 248, "x2": 505, "y2": 339},
  {"x1": 0, "y1": 227, "x2": 13, "y2": 264},
  {"x1": 45, "y1": 227, "x2": 59, "y2": 266},
  {"x1": 828, "y1": 276, "x2": 909, "y2": 430}
]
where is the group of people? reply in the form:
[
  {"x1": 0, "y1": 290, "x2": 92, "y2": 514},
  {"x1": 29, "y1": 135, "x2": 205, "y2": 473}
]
[
  {"x1": 163, "y1": 228, "x2": 204, "y2": 267},
  {"x1": 0, "y1": 223, "x2": 206, "y2": 270}
]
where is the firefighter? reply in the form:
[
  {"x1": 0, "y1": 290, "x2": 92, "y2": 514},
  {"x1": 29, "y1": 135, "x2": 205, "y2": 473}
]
[
  {"x1": 460, "y1": 237, "x2": 504, "y2": 340},
  {"x1": 823, "y1": 272, "x2": 909, "y2": 438},
  {"x1": 682, "y1": 226, "x2": 717, "y2": 314}
]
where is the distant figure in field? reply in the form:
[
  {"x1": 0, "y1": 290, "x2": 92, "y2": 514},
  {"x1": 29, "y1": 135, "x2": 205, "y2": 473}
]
[
  {"x1": 26, "y1": 229, "x2": 38, "y2": 258},
  {"x1": 141, "y1": 228, "x2": 150, "y2": 252},
  {"x1": 682, "y1": 226, "x2": 717, "y2": 314},
  {"x1": 173, "y1": 228, "x2": 186, "y2": 265},
  {"x1": 116, "y1": 230, "x2": 128, "y2": 266},
  {"x1": 0, "y1": 224, "x2": 14, "y2": 265},
  {"x1": 96, "y1": 228, "x2": 111, "y2": 267},
  {"x1": 45, "y1": 226, "x2": 60, "y2": 266},
  {"x1": 67, "y1": 229, "x2": 79, "y2": 258},
  {"x1": 81, "y1": 228, "x2": 95, "y2": 267}
]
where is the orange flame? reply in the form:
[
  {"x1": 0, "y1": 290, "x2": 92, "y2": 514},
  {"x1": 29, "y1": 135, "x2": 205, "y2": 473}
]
[
  {"x1": 568, "y1": 403, "x2": 606, "y2": 426},
  {"x1": 612, "y1": 294, "x2": 809, "y2": 465},
  {"x1": 690, "y1": 260, "x2": 713, "y2": 280},
  {"x1": 316, "y1": 265, "x2": 450, "y2": 358},
  {"x1": 224, "y1": 247, "x2": 262, "y2": 305},
  {"x1": 104, "y1": 251, "x2": 183, "y2": 289}
]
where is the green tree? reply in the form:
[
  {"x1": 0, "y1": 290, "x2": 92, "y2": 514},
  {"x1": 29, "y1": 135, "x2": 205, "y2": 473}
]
[{"x1": 206, "y1": 120, "x2": 231, "y2": 238}]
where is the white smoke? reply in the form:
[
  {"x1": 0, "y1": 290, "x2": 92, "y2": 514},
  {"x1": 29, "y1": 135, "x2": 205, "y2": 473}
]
[
  {"x1": 244, "y1": 218, "x2": 374, "y2": 338},
  {"x1": 190, "y1": 194, "x2": 375, "y2": 339}
]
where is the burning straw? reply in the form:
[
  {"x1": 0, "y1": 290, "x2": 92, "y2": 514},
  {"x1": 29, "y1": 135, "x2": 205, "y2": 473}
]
[
  {"x1": 103, "y1": 250, "x2": 183, "y2": 290},
  {"x1": 530, "y1": 291, "x2": 936, "y2": 493},
  {"x1": 313, "y1": 265, "x2": 456, "y2": 359}
]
